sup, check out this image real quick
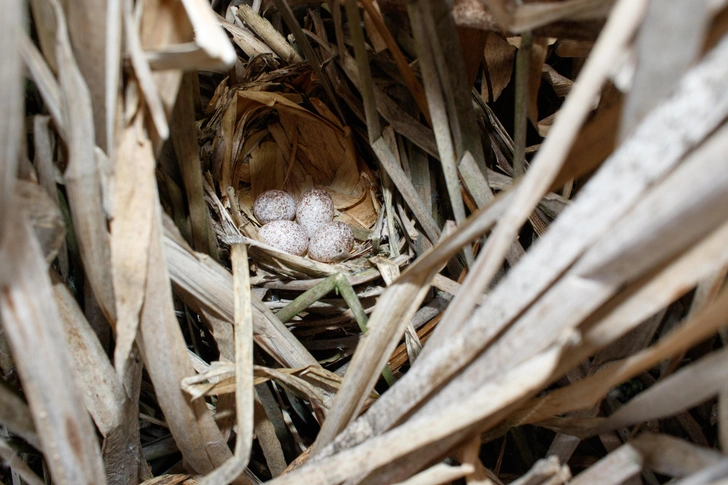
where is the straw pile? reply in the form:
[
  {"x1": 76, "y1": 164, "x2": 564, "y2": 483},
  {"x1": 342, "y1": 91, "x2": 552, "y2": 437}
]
[{"x1": 2, "y1": 0, "x2": 728, "y2": 484}]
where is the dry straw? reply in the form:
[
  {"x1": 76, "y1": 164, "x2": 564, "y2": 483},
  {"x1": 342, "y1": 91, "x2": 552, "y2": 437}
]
[{"x1": 2, "y1": 0, "x2": 728, "y2": 484}]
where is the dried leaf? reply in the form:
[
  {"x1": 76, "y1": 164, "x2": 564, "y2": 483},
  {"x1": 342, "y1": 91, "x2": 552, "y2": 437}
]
[
  {"x1": 111, "y1": 111, "x2": 156, "y2": 376},
  {"x1": 619, "y1": 0, "x2": 711, "y2": 139},
  {"x1": 0, "y1": 213, "x2": 107, "y2": 484},
  {"x1": 137, "y1": 216, "x2": 240, "y2": 477},
  {"x1": 53, "y1": 0, "x2": 116, "y2": 320},
  {"x1": 482, "y1": 32, "x2": 516, "y2": 103},
  {"x1": 54, "y1": 275, "x2": 148, "y2": 485},
  {"x1": 61, "y1": 0, "x2": 110, "y2": 150}
]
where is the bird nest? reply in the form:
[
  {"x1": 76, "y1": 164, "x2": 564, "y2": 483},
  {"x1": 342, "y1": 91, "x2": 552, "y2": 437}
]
[{"x1": 201, "y1": 62, "x2": 409, "y2": 288}]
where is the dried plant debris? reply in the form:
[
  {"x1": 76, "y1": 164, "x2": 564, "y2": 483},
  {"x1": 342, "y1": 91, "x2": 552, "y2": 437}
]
[{"x1": 3, "y1": 0, "x2": 728, "y2": 484}]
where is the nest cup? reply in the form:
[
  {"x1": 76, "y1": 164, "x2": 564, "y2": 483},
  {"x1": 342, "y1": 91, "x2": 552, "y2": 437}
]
[{"x1": 206, "y1": 76, "x2": 387, "y2": 278}]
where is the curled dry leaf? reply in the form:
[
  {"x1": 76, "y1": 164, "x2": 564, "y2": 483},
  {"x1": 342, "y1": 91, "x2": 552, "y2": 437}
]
[{"x1": 212, "y1": 90, "x2": 379, "y2": 230}]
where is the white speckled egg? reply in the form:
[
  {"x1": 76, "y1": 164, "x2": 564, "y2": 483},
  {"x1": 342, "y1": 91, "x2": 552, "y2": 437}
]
[
  {"x1": 296, "y1": 188, "x2": 334, "y2": 237},
  {"x1": 259, "y1": 220, "x2": 309, "y2": 256},
  {"x1": 308, "y1": 221, "x2": 354, "y2": 263},
  {"x1": 254, "y1": 190, "x2": 296, "y2": 224}
]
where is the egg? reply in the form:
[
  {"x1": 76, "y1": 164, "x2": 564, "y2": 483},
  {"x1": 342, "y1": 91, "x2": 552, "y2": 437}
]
[
  {"x1": 296, "y1": 188, "x2": 334, "y2": 237},
  {"x1": 258, "y1": 220, "x2": 309, "y2": 256},
  {"x1": 308, "y1": 221, "x2": 354, "y2": 263},
  {"x1": 254, "y1": 190, "x2": 296, "y2": 224}
]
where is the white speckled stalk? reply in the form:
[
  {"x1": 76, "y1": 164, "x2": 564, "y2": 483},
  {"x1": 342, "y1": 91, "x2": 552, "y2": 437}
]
[
  {"x1": 308, "y1": 221, "x2": 354, "y2": 263},
  {"x1": 296, "y1": 188, "x2": 334, "y2": 237},
  {"x1": 254, "y1": 190, "x2": 296, "y2": 224},
  {"x1": 259, "y1": 220, "x2": 309, "y2": 256}
]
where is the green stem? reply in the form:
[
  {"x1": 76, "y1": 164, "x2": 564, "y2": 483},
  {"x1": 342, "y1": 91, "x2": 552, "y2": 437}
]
[
  {"x1": 336, "y1": 275, "x2": 396, "y2": 386},
  {"x1": 275, "y1": 274, "x2": 339, "y2": 324},
  {"x1": 275, "y1": 273, "x2": 396, "y2": 386}
]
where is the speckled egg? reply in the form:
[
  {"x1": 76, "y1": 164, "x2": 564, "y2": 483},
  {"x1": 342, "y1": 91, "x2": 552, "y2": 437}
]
[
  {"x1": 308, "y1": 221, "x2": 354, "y2": 263},
  {"x1": 258, "y1": 220, "x2": 309, "y2": 256},
  {"x1": 296, "y1": 188, "x2": 334, "y2": 238},
  {"x1": 254, "y1": 190, "x2": 296, "y2": 224}
]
